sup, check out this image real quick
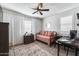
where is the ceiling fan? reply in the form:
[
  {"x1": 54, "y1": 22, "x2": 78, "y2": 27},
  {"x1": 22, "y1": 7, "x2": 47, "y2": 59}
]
[{"x1": 32, "y1": 3, "x2": 49, "y2": 15}]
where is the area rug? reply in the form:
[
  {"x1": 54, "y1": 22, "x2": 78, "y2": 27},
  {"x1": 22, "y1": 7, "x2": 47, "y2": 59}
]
[{"x1": 9, "y1": 43, "x2": 52, "y2": 56}]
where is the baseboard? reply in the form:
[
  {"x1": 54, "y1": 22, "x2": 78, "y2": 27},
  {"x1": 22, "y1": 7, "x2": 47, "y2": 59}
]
[{"x1": 9, "y1": 43, "x2": 24, "y2": 48}]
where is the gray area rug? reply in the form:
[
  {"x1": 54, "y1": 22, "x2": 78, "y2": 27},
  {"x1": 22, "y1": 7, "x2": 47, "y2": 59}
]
[
  {"x1": 9, "y1": 42, "x2": 52, "y2": 56},
  {"x1": 9, "y1": 41, "x2": 77, "y2": 56}
]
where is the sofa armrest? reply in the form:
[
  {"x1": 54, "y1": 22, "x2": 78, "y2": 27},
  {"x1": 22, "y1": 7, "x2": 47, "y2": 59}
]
[
  {"x1": 36, "y1": 32, "x2": 40, "y2": 35},
  {"x1": 49, "y1": 34, "x2": 55, "y2": 41},
  {"x1": 35, "y1": 32, "x2": 41, "y2": 38}
]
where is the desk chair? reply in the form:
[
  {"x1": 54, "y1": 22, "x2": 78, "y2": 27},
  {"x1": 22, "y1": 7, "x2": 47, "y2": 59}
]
[{"x1": 66, "y1": 30, "x2": 77, "y2": 56}]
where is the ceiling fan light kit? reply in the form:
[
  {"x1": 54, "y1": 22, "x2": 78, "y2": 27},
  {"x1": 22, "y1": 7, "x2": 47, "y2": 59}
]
[{"x1": 32, "y1": 3, "x2": 49, "y2": 15}]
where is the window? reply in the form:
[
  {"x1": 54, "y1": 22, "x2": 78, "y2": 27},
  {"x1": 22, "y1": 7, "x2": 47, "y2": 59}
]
[
  {"x1": 24, "y1": 20, "x2": 32, "y2": 33},
  {"x1": 60, "y1": 16, "x2": 72, "y2": 32}
]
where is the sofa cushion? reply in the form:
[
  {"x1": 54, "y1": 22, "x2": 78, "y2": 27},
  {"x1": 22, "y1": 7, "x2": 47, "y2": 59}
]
[
  {"x1": 36, "y1": 31, "x2": 56, "y2": 46},
  {"x1": 47, "y1": 32, "x2": 52, "y2": 36},
  {"x1": 37, "y1": 35, "x2": 50, "y2": 39},
  {"x1": 41, "y1": 31, "x2": 45, "y2": 35}
]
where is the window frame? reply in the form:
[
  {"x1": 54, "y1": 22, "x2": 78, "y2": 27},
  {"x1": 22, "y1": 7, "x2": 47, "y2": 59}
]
[{"x1": 60, "y1": 15, "x2": 73, "y2": 32}]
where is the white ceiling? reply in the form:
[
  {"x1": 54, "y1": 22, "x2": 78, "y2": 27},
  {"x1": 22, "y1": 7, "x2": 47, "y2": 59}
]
[{"x1": 1, "y1": 3, "x2": 79, "y2": 18}]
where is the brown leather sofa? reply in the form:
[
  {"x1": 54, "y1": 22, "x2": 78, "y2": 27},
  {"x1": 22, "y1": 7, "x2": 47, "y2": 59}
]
[{"x1": 36, "y1": 31, "x2": 56, "y2": 46}]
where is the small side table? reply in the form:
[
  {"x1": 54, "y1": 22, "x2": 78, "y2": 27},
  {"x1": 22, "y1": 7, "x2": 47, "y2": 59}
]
[{"x1": 24, "y1": 34, "x2": 34, "y2": 44}]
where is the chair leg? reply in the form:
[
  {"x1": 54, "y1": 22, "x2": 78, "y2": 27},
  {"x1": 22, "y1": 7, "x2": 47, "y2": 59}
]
[
  {"x1": 57, "y1": 43, "x2": 60, "y2": 56},
  {"x1": 64, "y1": 46, "x2": 66, "y2": 51},
  {"x1": 75, "y1": 48, "x2": 78, "y2": 56},
  {"x1": 54, "y1": 43, "x2": 56, "y2": 48},
  {"x1": 66, "y1": 47, "x2": 69, "y2": 56}
]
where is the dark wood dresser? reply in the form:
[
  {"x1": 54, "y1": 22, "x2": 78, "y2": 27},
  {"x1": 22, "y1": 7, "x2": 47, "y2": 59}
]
[
  {"x1": 0, "y1": 22, "x2": 9, "y2": 56},
  {"x1": 24, "y1": 34, "x2": 34, "y2": 44}
]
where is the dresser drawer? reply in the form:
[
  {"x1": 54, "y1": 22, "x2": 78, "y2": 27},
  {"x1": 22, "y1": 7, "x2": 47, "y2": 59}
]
[{"x1": 24, "y1": 34, "x2": 34, "y2": 44}]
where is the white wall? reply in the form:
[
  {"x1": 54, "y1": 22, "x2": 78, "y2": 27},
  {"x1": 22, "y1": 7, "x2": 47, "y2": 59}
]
[
  {"x1": 43, "y1": 15, "x2": 60, "y2": 32},
  {"x1": 43, "y1": 7, "x2": 79, "y2": 36},
  {"x1": 2, "y1": 8, "x2": 42, "y2": 46},
  {"x1": 32, "y1": 18, "x2": 42, "y2": 34},
  {"x1": 0, "y1": 6, "x2": 3, "y2": 22}
]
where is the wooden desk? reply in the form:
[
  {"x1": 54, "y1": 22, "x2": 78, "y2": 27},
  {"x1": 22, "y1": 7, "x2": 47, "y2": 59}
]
[{"x1": 57, "y1": 37, "x2": 79, "y2": 56}]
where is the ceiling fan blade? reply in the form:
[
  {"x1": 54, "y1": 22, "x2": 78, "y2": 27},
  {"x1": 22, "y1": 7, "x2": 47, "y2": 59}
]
[
  {"x1": 39, "y1": 11, "x2": 43, "y2": 15},
  {"x1": 32, "y1": 11, "x2": 38, "y2": 14},
  {"x1": 37, "y1": 3, "x2": 40, "y2": 10},
  {"x1": 32, "y1": 3, "x2": 49, "y2": 15},
  {"x1": 40, "y1": 9, "x2": 49, "y2": 11}
]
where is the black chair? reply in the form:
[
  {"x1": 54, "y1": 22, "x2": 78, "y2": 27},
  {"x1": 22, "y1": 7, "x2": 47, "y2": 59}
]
[
  {"x1": 66, "y1": 30, "x2": 77, "y2": 56},
  {"x1": 70, "y1": 30, "x2": 77, "y2": 39}
]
